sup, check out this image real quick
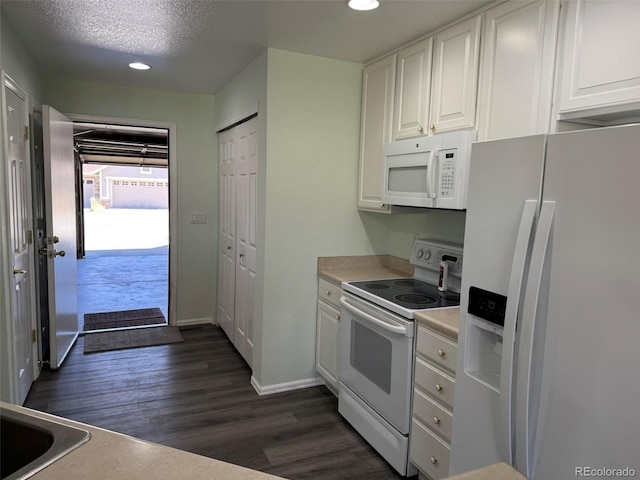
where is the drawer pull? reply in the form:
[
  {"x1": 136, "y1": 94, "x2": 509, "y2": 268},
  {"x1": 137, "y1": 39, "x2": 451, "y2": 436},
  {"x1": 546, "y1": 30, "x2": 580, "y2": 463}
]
[
  {"x1": 437, "y1": 348, "x2": 445, "y2": 357},
  {"x1": 435, "y1": 383, "x2": 443, "y2": 392},
  {"x1": 430, "y1": 456, "x2": 438, "y2": 465},
  {"x1": 433, "y1": 416, "x2": 440, "y2": 424},
  {"x1": 326, "y1": 291, "x2": 331, "y2": 296}
]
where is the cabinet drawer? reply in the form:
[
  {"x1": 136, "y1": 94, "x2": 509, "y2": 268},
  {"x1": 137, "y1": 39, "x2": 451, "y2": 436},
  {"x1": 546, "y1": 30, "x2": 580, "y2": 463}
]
[
  {"x1": 414, "y1": 357, "x2": 455, "y2": 409},
  {"x1": 416, "y1": 325, "x2": 457, "y2": 373},
  {"x1": 318, "y1": 277, "x2": 341, "y2": 309},
  {"x1": 413, "y1": 388, "x2": 453, "y2": 443},
  {"x1": 410, "y1": 418, "x2": 451, "y2": 480}
]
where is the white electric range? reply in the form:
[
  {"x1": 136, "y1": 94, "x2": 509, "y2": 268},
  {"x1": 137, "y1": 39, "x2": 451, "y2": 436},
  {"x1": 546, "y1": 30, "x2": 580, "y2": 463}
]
[{"x1": 338, "y1": 240, "x2": 463, "y2": 476}]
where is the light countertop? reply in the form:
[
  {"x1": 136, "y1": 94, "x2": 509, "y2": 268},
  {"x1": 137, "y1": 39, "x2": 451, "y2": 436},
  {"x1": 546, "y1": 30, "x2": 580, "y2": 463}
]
[
  {"x1": 317, "y1": 254, "x2": 413, "y2": 285},
  {"x1": 1, "y1": 402, "x2": 283, "y2": 480},
  {"x1": 414, "y1": 307, "x2": 459, "y2": 341},
  {"x1": 443, "y1": 463, "x2": 526, "y2": 480}
]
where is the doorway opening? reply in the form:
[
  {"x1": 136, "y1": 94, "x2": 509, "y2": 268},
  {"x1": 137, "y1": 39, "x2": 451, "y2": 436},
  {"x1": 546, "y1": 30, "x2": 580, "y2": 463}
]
[{"x1": 73, "y1": 122, "x2": 170, "y2": 332}]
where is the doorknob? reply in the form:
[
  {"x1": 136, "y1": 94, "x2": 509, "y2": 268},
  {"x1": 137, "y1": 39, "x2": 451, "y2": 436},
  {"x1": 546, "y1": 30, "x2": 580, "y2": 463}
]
[{"x1": 40, "y1": 248, "x2": 66, "y2": 258}]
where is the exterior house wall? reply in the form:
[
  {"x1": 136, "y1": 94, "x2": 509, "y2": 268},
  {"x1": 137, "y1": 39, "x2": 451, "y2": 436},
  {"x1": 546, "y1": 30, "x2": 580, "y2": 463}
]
[{"x1": 83, "y1": 165, "x2": 168, "y2": 209}]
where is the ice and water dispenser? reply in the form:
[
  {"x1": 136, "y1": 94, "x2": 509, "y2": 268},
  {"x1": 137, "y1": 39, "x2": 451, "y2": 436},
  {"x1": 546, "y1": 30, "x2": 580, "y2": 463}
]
[{"x1": 464, "y1": 286, "x2": 508, "y2": 391}]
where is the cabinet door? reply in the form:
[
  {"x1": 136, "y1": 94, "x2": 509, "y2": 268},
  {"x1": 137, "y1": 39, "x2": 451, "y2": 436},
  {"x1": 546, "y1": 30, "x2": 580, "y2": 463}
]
[
  {"x1": 358, "y1": 54, "x2": 396, "y2": 213},
  {"x1": 393, "y1": 38, "x2": 433, "y2": 140},
  {"x1": 430, "y1": 15, "x2": 481, "y2": 134},
  {"x1": 558, "y1": 0, "x2": 640, "y2": 115},
  {"x1": 477, "y1": 0, "x2": 559, "y2": 140},
  {"x1": 316, "y1": 300, "x2": 340, "y2": 393}
]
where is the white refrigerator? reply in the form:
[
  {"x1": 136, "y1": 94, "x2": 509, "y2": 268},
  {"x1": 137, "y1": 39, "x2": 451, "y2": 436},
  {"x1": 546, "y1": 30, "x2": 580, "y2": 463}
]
[{"x1": 449, "y1": 125, "x2": 640, "y2": 478}]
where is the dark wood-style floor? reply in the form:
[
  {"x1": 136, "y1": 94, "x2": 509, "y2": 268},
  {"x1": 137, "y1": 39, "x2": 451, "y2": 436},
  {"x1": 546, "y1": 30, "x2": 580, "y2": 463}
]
[{"x1": 24, "y1": 325, "x2": 410, "y2": 480}]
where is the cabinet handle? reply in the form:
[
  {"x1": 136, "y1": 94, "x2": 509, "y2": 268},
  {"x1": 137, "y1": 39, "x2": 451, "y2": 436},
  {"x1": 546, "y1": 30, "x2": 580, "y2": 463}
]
[
  {"x1": 227, "y1": 246, "x2": 232, "y2": 250},
  {"x1": 430, "y1": 123, "x2": 436, "y2": 131},
  {"x1": 435, "y1": 383, "x2": 443, "y2": 392},
  {"x1": 418, "y1": 124, "x2": 424, "y2": 133},
  {"x1": 433, "y1": 416, "x2": 440, "y2": 425},
  {"x1": 430, "y1": 456, "x2": 438, "y2": 465},
  {"x1": 326, "y1": 291, "x2": 331, "y2": 296},
  {"x1": 437, "y1": 348, "x2": 445, "y2": 357}
]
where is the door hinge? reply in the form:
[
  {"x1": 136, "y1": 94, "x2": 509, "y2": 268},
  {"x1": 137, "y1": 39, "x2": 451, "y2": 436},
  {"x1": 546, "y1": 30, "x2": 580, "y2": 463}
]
[
  {"x1": 24, "y1": 126, "x2": 30, "y2": 141},
  {"x1": 32, "y1": 329, "x2": 37, "y2": 343},
  {"x1": 26, "y1": 230, "x2": 33, "y2": 245}
]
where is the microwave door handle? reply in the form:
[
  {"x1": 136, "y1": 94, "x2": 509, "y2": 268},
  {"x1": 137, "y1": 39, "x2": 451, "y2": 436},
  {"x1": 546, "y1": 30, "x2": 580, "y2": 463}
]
[
  {"x1": 426, "y1": 151, "x2": 437, "y2": 199},
  {"x1": 340, "y1": 297, "x2": 409, "y2": 337}
]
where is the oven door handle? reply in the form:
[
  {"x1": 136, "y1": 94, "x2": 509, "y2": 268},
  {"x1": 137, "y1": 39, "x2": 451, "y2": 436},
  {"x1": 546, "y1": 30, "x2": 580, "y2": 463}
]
[{"x1": 340, "y1": 297, "x2": 411, "y2": 337}]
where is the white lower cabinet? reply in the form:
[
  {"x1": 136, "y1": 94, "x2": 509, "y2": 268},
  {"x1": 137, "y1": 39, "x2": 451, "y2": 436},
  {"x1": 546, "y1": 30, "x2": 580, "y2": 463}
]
[
  {"x1": 316, "y1": 277, "x2": 341, "y2": 395},
  {"x1": 410, "y1": 325, "x2": 457, "y2": 479}
]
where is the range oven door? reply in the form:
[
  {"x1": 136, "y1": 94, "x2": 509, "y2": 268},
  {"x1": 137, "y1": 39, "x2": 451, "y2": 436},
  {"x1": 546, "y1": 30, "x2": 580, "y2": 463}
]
[{"x1": 339, "y1": 293, "x2": 415, "y2": 434}]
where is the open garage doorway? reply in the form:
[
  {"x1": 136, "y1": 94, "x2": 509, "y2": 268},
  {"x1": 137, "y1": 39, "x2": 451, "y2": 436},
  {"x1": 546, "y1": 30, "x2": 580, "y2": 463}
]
[{"x1": 74, "y1": 121, "x2": 171, "y2": 332}]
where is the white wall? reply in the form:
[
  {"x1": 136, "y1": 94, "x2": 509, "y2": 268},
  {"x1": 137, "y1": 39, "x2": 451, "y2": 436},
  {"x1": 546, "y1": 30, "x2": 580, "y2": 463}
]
[
  {"x1": 44, "y1": 78, "x2": 216, "y2": 325},
  {"x1": 261, "y1": 49, "x2": 374, "y2": 388},
  {"x1": 0, "y1": 16, "x2": 46, "y2": 104}
]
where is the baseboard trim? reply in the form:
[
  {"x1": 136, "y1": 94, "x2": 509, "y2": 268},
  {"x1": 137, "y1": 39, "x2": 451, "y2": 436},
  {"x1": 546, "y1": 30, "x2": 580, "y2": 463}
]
[
  {"x1": 175, "y1": 317, "x2": 214, "y2": 327},
  {"x1": 250, "y1": 375, "x2": 325, "y2": 396}
]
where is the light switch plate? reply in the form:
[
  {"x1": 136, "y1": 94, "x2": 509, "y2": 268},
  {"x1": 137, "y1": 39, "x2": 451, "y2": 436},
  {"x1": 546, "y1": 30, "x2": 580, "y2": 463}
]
[{"x1": 191, "y1": 213, "x2": 207, "y2": 224}]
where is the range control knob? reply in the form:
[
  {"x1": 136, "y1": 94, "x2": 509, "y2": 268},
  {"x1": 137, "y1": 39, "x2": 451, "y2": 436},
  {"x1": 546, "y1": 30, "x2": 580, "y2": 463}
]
[{"x1": 416, "y1": 249, "x2": 424, "y2": 259}]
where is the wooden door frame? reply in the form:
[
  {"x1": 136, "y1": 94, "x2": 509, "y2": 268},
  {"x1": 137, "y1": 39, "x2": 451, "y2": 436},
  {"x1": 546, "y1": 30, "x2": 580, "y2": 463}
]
[{"x1": 69, "y1": 114, "x2": 177, "y2": 326}]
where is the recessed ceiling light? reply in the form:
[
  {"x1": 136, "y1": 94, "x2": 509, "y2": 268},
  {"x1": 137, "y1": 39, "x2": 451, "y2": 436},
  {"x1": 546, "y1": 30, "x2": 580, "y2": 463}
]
[
  {"x1": 128, "y1": 62, "x2": 151, "y2": 70},
  {"x1": 347, "y1": 0, "x2": 380, "y2": 11}
]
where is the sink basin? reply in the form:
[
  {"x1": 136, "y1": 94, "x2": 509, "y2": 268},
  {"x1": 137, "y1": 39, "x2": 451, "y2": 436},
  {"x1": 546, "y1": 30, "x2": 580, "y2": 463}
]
[{"x1": 1, "y1": 407, "x2": 91, "y2": 480}]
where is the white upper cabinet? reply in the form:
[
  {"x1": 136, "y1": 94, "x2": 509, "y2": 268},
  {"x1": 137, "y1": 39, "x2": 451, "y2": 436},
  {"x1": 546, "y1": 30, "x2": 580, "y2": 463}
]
[
  {"x1": 393, "y1": 38, "x2": 433, "y2": 140},
  {"x1": 558, "y1": 0, "x2": 640, "y2": 117},
  {"x1": 430, "y1": 15, "x2": 481, "y2": 134},
  {"x1": 358, "y1": 54, "x2": 396, "y2": 213},
  {"x1": 477, "y1": 0, "x2": 560, "y2": 140}
]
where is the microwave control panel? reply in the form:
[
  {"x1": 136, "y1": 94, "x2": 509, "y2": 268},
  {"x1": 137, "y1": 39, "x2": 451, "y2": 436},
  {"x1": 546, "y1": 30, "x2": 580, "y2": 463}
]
[{"x1": 438, "y1": 149, "x2": 457, "y2": 198}]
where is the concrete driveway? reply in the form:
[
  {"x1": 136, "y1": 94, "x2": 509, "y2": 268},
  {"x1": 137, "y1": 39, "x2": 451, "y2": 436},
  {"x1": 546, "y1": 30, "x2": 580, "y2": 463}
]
[{"x1": 78, "y1": 208, "x2": 169, "y2": 327}]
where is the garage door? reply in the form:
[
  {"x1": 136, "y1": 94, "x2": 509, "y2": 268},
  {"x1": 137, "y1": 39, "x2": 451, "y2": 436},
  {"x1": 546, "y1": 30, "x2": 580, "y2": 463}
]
[{"x1": 111, "y1": 180, "x2": 168, "y2": 208}]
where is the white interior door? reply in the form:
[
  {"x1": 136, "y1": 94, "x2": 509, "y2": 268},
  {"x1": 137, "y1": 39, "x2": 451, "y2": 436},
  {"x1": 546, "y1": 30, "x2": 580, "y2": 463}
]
[
  {"x1": 234, "y1": 117, "x2": 257, "y2": 367},
  {"x1": 42, "y1": 105, "x2": 78, "y2": 369},
  {"x1": 4, "y1": 76, "x2": 36, "y2": 404},
  {"x1": 217, "y1": 127, "x2": 236, "y2": 341}
]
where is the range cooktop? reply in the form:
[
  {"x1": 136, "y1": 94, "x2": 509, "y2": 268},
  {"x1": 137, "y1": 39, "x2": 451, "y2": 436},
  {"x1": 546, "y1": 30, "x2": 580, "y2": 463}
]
[{"x1": 348, "y1": 278, "x2": 460, "y2": 310}]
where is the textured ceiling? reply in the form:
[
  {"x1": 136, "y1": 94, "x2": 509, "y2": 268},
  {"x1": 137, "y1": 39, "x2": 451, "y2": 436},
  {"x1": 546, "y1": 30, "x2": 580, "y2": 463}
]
[{"x1": 1, "y1": 0, "x2": 492, "y2": 95}]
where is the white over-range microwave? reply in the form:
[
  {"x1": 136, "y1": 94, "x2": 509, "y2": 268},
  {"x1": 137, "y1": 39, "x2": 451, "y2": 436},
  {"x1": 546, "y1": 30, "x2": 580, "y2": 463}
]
[{"x1": 382, "y1": 131, "x2": 477, "y2": 209}]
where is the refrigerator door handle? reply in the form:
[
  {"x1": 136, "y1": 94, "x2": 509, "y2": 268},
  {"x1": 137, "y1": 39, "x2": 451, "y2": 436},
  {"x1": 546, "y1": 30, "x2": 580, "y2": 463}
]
[
  {"x1": 515, "y1": 200, "x2": 555, "y2": 478},
  {"x1": 499, "y1": 199, "x2": 538, "y2": 465}
]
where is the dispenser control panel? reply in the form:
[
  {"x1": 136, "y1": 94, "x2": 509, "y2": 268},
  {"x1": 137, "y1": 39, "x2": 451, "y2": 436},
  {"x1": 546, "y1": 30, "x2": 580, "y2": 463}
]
[{"x1": 468, "y1": 286, "x2": 507, "y2": 327}]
